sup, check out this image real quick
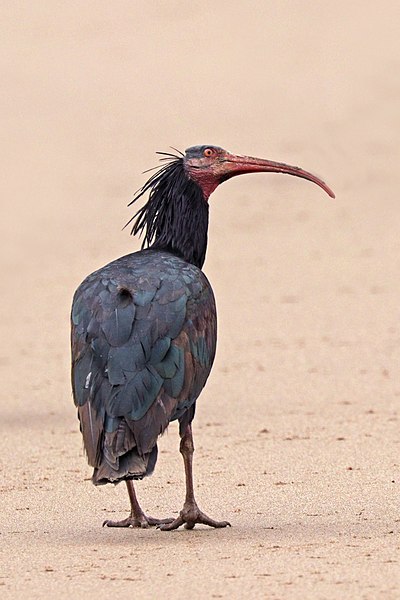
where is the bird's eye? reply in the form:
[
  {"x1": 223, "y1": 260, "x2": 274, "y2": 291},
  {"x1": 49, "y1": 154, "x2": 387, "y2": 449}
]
[{"x1": 203, "y1": 148, "x2": 214, "y2": 157}]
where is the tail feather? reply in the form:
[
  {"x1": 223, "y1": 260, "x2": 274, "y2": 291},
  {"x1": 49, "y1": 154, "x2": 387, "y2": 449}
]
[
  {"x1": 92, "y1": 444, "x2": 158, "y2": 485},
  {"x1": 80, "y1": 390, "x2": 177, "y2": 485}
]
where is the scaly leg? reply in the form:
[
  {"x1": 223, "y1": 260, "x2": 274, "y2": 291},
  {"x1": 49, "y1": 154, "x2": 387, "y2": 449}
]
[
  {"x1": 158, "y1": 424, "x2": 231, "y2": 531},
  {"x1": 103, "y1": 480, "x2": 173, "y2": 528}
]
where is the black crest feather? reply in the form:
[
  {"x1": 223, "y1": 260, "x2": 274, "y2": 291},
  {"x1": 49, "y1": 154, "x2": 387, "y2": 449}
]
[{"x1": 126, "y1": 151, "x2": 209, "y2": 269}]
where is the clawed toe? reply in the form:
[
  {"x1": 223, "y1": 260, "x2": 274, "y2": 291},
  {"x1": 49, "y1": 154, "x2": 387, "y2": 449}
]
[
  {"x1": 146, "y1": 516, "x2": 174, "y2": 526},
  {"x1": 157, "y1": 516, "x2": 185, "y2": 531},
  {"x1": 103, "y1": 517, "x2": 137, "y2": 528},
  {"x1": 103, "y1": 514, "x2": 173, "y2": 528},
  {"x1": 157, "y1": 503, "x2": 231, "y2": 531}
]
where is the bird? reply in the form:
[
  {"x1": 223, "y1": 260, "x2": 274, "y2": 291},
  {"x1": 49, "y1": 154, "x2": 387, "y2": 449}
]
[{"x1": 71, "y1": 144, "x2": 334, "y2": 530}]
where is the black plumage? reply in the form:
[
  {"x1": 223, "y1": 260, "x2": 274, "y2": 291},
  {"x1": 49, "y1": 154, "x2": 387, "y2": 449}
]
[
  {"x1": 72, "y1": 250, "x2": 216, "y2": 486},
  {"x1": 127, "y1": 153, "x2": 209, "y2": 269},
  {"x1": 71, "y1": 144, "x2": 334, "y2": 530}
]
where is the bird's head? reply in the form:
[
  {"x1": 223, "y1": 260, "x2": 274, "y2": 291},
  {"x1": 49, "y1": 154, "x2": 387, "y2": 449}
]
[
  {"x1": 127, "y1": 144, "x2": 334, "y2": 268},
  {"x1": 184, "y1": 144, "x2": 335, "y2": 200}
]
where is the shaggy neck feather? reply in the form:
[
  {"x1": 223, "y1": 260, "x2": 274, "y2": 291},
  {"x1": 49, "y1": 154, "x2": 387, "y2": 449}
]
[{"x1": 127, "y1": 157, "x2": 209, "y2": 269}]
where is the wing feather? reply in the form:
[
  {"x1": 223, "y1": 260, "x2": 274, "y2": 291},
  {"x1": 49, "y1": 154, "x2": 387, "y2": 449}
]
[{"x1": 71, "y1": 250, "x2": 216, "y2": 481}]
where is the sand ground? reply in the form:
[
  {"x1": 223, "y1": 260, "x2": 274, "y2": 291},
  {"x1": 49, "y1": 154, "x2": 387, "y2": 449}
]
[{"x1": 1, "y1": 2, "x2": 399, "y2": 598}]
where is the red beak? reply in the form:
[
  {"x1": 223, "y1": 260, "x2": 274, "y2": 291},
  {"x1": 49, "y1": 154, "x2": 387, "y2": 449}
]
[{"x1": 221, "y1": 153, "x2": 335, "y2": 198}]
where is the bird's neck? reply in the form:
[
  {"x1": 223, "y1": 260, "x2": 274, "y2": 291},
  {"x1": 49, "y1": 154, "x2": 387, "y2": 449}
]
[{"x1": 150, "y1": 185, "x2": 209, "y2": 269}]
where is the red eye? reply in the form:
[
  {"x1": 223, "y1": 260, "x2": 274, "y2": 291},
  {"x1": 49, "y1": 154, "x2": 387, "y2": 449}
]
[{"x1": 203, "y1": 148, "x2": 214, "y2": 157}]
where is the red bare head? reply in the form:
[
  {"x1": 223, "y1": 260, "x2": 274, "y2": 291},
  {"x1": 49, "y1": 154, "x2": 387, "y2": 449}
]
[{"x1": 184, "y1": 145, "x2": 335, "y2": 200}]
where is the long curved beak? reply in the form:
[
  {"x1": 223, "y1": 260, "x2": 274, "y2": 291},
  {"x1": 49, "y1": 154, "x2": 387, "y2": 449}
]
[{"x1": 221, "y1": 153, "x2": 335, "y2": 198}]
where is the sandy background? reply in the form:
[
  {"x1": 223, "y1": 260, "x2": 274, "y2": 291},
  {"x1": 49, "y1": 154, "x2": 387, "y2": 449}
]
[{"x1": 1, "y1": 1, "x2": 399, "y2": 598}]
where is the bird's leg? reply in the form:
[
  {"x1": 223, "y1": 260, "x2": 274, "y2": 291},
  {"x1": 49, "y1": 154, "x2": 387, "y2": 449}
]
[
  {"x1": 103, "y1": 480, "x2": 173, "y2": 529},
  {"x1": 158, "y1": 424, "x2": 231, "y2": 531}
]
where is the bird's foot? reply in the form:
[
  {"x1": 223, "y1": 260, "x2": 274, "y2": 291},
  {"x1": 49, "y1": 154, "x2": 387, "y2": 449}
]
[
  {"x1": 103, "y1": 513, "x2": 174, "y2": 529},
  {"x1": 158, "y1": 501, "x2": 231, "y2": 531}
]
